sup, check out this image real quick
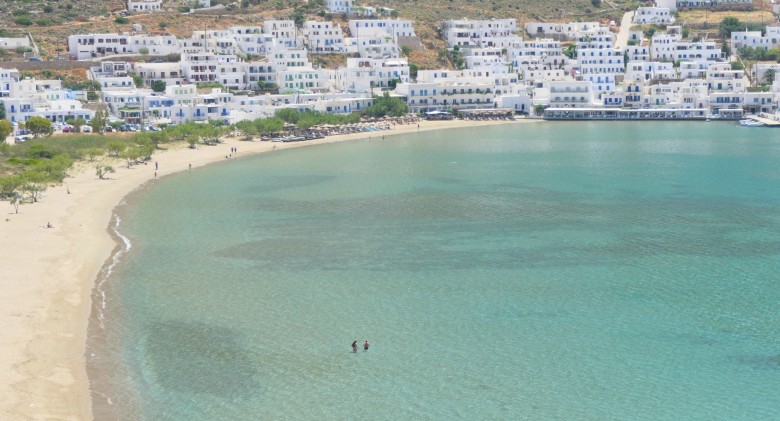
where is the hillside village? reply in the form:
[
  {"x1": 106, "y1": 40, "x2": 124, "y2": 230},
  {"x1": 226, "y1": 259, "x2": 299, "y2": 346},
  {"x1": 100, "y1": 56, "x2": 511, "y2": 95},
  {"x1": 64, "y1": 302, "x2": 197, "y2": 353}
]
[{"x1": 2, "y1": 0, "x2": 780, "y2": 134}]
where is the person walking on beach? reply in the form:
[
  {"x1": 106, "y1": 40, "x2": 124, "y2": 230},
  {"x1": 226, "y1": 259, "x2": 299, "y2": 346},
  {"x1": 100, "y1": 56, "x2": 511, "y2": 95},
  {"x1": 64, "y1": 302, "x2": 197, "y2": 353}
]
[
  {"x1": 189, "y1": 163, "x2": 192, "y2": 171},
  {"x1": 352, "y1": 341, "x2": 358, "y2": 353},
  {"x1": 155, "y1": 161, "x2": 158, "y2": 170},
  {"x1": 363, "y1": 340, "x2": 370, "y2": 351},
  {"x1": 154, "y1": 171, "x2": 157, "y2": 179}
]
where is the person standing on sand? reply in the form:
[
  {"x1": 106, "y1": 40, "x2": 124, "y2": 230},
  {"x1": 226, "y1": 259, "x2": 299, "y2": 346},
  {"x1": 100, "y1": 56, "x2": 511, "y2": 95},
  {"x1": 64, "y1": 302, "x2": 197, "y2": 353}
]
[
  {"x1": 352, "y1": 341, "x2": 358, "y2": 353},
  {"x1": 189, "y1": 163, "x2": 192, "y2": 171},
  {"x1": 155, "y1": 161, "x2": 158, "y2": 170},
  {"x1": 363, "y1": 340, "x2": 370, "y2": 351}
]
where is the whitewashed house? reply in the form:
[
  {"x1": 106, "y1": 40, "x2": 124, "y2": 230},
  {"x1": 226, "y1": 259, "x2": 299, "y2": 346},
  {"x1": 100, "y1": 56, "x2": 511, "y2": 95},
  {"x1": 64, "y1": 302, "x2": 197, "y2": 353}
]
[
  {"x1": 443, "y1": 19, "x2": 518, "y2": 48},
  {"x1": 127, "y1": 0, "x2": 162, "y2": 12},
  {"x1": 0, "y1": 37, "x2": 30, "y2": 50},
  {"x1": 335, "y1": 57, "x2": 410, "y2": 93},
  {"x1": 326, "y1": 0, "x2": 352, "y2": 14},
  {"x1": 349, "y1": 19, "x2": 416, "y2": 38},
  {"x1": 633, "y1": 7, "x2": 675, "y2": 24},
  {"x1": 303, "y1": 21, "x2": 346, "y2": 53}
]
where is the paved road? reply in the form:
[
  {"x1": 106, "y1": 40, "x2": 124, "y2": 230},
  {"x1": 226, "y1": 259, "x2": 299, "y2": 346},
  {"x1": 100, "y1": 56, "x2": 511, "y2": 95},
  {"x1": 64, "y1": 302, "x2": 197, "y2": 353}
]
[{"x1": 615, "y1": 11, "x2": 635, "y2": 50}]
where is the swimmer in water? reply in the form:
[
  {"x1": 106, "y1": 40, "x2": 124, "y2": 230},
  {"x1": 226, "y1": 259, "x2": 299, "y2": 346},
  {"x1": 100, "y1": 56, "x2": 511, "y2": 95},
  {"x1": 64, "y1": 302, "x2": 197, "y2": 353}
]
[
  {"x1": 352, "y1": 341, "x2": 358, "y2": 353},
  {"x1": 363, "y1": 340, "x2": 370, "y2": 351}
]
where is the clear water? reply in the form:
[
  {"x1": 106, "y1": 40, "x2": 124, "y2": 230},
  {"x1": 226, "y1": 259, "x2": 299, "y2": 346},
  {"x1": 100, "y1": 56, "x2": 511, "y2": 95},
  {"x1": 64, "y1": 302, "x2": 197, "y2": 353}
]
[{"x1": 94, "y1": 122, "x2": 780, "y2": 420}]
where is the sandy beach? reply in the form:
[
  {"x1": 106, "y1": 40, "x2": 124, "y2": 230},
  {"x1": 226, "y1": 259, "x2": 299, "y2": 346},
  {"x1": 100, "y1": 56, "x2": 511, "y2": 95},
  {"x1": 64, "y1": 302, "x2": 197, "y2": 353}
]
[{"x1": 0, "y1": 118, "x2": 536, "y2": 420}]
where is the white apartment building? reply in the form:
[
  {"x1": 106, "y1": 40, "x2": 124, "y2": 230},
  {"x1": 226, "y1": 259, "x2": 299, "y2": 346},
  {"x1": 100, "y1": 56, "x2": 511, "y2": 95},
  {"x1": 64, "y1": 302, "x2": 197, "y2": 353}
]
[
  {"x1": 303, "y1": 21, "x2": 346, "y2": 53},
  {"x1": 346, "y1": 28, "x2": 400, "y2": 59},
  {"x1": 625, "y1": 61, "x2": 675, "y2": 83},
  {"x1": 127, "y1": 0, "x2": 162, "y2": 12},
  {"x1": 326, "y1": 0, "x2": 352, "y2": 14},
  {"x1": 335, "y1": 57, "x2": 410, "y2": 92},
  {"x1": 263, "y1": 20, "x2": 301, "y2": 49},
  {"x1": 508, "y1": 39, "x2": 566, "y2": 69},
  {"x1": 706, "y1": 63, "x2": 746, "y2": 92},
  {"x1": 443, "y1": 19, "x2": 518, "y2": 48},
  {"x1": 731, "y1": 27, "x2": 780, "y2": 50},
  {"x1": 68, "y1": 34, "x2": 177, "y2": 60},
  {"x1": 633, "y1": 7, "x2": 675, "y2": 24},
  {"x1": 1, "y1": 77, "x2": 94, "y2": 123},
  {"x1": 134, "y1": 62, "x2": 182, "y2": 87},
  {"x1": 0, "y1": 68, "x2": 20, "y2": 97},
  {"x1": 243, "y1": 60, "x2": 278, "y2": 88},
  {"x1": 395, "y1": 80, "x2": 495, "y2": 112},
  {"x1": 651, "y1": 32, "x2": 721, "y2": 62},
  {"x1": 626, "y1": 44, "x2": 651, "y2": 62},
  {"x1": 229, "y1": 27, "x2": 277, "y2": 56},
  {"x1": 544, "y1": 80, "x2": 598, "y2": 108},
  {"x1": 679, "y1": 60, "x2": 709, "y2": 79},
  {"x1": 524, "y1": 22, "x2": 601, "y2": 40},
  {"x1": 129, "y1": 35, "x2": 179, "y2": 55},
  {"x1": 572, "y1": 29, "x2": 619, "y2": 95},
  {"x1": 463, "y1": 48, "x2": 505, "y2": 68},
  {"x1": 349, "y1": 19, "x2": 416, "y2": 38},
  {"x1": 96, "y1": 76, "x2": 136, "y2": 90},
  {"x1": 68, "y1": 34, "x2": 130, "y2": 60}
]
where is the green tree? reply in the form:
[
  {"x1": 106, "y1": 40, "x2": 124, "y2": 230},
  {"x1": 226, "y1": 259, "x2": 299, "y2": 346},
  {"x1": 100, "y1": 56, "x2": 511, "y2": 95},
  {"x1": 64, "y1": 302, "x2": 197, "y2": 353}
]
[
  {"x1": 764, "y1": 68, "x2": 776, "y2": 84},
  {"x1": 235, "y1": 120, "x2": 258, "y2": 141},
  {"x1": 96, "y1": 165, "x2": 115, "y2": 180},
  {"x1": 151, "y1": 80, "x2": 166, "y2": 92},
  {"x1": 129, "y1": 71, "x2": 144, "y2": 88},
  {"x1": 138, "y1": 47, "x2": 150, "y2": 55},
  {"x1": 0, "y1": 119, "x2": 12, "y2": 140},
  {"x1": 115, "y1": 17, "x2": 129, "y2": 24},
  {"x1": 0, "y1": 101, "x2": 5, "y2": 120},
  {"x1": 107, "y1": 140, "x2": 126, "y2": 157},
  {"x1": 363, "y1": 92, "x2": 409, "y2": 118},
  {"x1": 90, "y1": 110, "x2": 108, "y2": 135},
  {"x1": 25, "y1": 116, "x2": 53, "y2": 137},
  {"x1": 65, "y1": 117, "x2": 86, "y2": 133}
]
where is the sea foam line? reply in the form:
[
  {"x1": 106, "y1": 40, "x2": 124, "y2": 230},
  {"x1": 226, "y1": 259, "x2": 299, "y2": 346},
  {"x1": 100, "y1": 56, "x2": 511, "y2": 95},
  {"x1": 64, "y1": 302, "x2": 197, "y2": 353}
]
[{"x1": 95, "y1": 206, "x2": 132, "y2": 330}]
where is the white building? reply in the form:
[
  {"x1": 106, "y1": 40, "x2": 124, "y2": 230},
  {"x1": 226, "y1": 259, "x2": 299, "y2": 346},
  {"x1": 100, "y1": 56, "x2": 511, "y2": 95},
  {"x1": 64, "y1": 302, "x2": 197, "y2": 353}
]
[
  {"x1": 346, "y1": 28, "x2": 400, "y2": 59},
  {"x1": 395, "y1": 80, "x2": 495, "y2": 113},
  {"x1": 127, "y1": 0, "x2": 162, "y2": 12},
  {"x1": 303, "y1": 21, "x2": 346, "y2": 53},
  {"x1": 0, "y1": 37, "x2": 30, "y2": 50},
  {"x1": 524, "y1": 22, "x2": 602, "y2": 40},
  {"x1": 633, "y1": 7, "x2": 675, "y2": 24},
  {"x1": 326, "y1": 0, "x2": 352, "y2": 14},
  {"x1": 349, "y1": 19, "x2": 416, "y2": 38},
  {"x1": 545, "y1": 80, "x2": 598, "y2": 108},
  {"x1": 335, "y1": 57, "x2": 410, "y2": 92},
  {"x1": 443, "y1": 19, "x2": 518, "y2": 48},
  {"x1": 263, "y1": 20, "x2": 301, "y2": 49},
  {"x1": 0, "y1": 77, "x2": 94, "y2": 124},
  {"x1": 731, "y1": 27, "x2": 780, "y2": 50}
]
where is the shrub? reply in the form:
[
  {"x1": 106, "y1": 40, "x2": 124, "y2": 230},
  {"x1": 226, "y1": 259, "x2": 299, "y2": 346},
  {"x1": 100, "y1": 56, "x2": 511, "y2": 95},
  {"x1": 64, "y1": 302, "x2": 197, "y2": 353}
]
[
  {"x1": 115, "y1": 17, "x2": 129, "y2": 24},
  {"x1": 15, "y1": 17, "x2": 34, "y2": 26}
]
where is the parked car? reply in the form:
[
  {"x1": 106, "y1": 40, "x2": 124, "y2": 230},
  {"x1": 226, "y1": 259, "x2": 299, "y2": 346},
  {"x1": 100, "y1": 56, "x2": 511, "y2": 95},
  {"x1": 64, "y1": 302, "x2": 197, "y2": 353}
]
[
  {"x1": 62, "y1": 125, "x2": 74, "y2": 133},
  {"x1": 15, "y1": 135, "x2": 32, "y2": 143},
  {"x1": 104, "y1": 126, "x2": 114, "y2": 133},
  {"x1": 81, "y1": 125, "x2": 93, "y2": 132},
  {"x1": 28, "y1": 57, "x2": 42, "y2": 62},
  {"x1": 17, "y1": 129, "x2": 28, "y2": 135}
]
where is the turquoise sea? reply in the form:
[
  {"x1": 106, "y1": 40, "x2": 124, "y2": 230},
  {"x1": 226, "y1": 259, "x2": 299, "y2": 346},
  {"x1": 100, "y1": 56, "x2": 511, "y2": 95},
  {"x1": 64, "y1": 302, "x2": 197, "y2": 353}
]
[{"x1": 90, "y1": 122, "x2": 780, "y2": 420}]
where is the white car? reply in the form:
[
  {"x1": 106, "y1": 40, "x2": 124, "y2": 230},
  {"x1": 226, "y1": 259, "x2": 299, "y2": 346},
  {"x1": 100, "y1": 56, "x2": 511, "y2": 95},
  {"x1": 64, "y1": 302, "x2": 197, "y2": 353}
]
[{"x1": 81, "y1": 125, "x2": 93, "y2": 132}]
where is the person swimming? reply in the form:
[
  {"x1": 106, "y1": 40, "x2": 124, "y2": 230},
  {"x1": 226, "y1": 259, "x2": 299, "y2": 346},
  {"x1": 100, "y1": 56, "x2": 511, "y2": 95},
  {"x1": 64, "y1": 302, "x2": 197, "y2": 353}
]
[
  {"x1": 352, "y1": 341, "x2": 358, "y2": 353},
  {"x1": 363, "y1": 340, "x2": 370, "y2": 351}
]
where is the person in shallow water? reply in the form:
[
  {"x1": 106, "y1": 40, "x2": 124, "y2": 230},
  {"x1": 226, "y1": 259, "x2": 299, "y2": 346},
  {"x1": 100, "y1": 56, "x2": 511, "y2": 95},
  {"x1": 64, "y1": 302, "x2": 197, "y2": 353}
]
[
  {"x1": 363, "y1": 340, "x2": 370, "y2": 351},
  {"x1": 352, "y1": 341, "x2": 358, "y2": 353}
]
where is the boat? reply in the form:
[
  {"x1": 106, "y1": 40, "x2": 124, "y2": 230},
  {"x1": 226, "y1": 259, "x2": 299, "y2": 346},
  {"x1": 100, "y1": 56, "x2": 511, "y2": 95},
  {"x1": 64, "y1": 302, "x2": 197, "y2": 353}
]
[{"x1": 739, "y1": 119, "x2": 765, "y2": 127}]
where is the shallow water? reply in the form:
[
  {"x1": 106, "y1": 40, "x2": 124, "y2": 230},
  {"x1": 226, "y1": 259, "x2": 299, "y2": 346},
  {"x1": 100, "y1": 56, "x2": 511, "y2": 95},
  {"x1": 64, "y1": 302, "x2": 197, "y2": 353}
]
[{"x1": 92, "y1": 122, "x2": 780, "y2": 420}]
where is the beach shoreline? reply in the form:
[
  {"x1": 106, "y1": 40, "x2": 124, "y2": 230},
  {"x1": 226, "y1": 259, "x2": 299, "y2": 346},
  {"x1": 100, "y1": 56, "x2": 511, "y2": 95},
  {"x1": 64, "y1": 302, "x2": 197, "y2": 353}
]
[{"x1": 0, "y1": 118, "x2": 537, "y2": 420}]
